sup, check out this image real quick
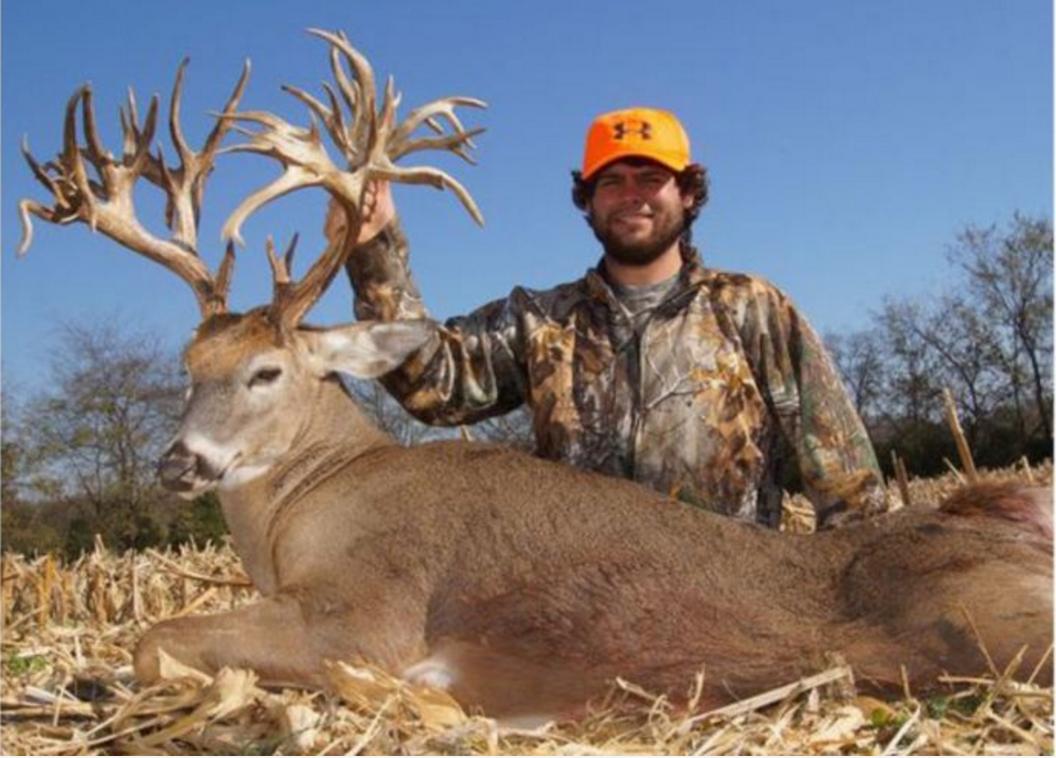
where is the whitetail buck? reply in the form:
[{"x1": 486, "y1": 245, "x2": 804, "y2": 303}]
[{"x1": 19, "y1": 30, "x2": 1052, "y2": 723}]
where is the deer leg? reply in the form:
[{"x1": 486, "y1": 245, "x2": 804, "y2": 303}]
[
  {"x1": 843, "y1": 559, "x2": 1053, "y2": 692},
  {"x1": 134, "y1": 595, "x2": 331, "y2": 688},
  {"x1": 402, "y1": 638, "x2": 616, "y2": 722}
]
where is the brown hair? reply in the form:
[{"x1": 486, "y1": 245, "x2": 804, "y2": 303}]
[{"x1": 570, "y1": 161, "x2": 709, "y2": 243}]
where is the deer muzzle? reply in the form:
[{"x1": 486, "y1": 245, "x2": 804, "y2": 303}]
[{"x1": 158, "y1": 439, "x2": 221, "y2": 494}]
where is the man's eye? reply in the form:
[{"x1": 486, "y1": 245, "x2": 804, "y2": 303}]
[{"x1": 248, "y1": 367, "x2": 283, "y2": 387}]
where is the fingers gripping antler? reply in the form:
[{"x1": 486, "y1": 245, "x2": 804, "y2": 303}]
[
  {"x1": 220, "y1": 28, "x2": 486, "y2": 327},
  {"x1": 18, "y1": 62, "x2": 249, "y2": 318}
]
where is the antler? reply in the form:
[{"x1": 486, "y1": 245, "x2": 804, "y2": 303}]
[
  {"x1": 220, "y1": 28, "x2": 486, "y2": 327},
  {"x1": 18, "y1": 31, "x2": 483, "y2": 328},
  {"x1": 18, "y1": 61, "x2": 250, "y2": 319}
]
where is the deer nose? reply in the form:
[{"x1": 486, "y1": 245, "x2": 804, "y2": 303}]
[{"x1": 158, "y1": 440, "x2": 200, "y2": 491}]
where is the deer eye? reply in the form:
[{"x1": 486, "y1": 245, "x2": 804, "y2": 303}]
[{"x1": 248, "y1": 367, "x2": 283, "y2": 388}]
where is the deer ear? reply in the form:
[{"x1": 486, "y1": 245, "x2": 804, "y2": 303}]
[{"x1": 300, "y1": 320, "x2": 435, "y2": 379}]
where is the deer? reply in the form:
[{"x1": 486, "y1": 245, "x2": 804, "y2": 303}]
[{"x1": 18, "y1": 29, "x2": 1052, "y2": 724}]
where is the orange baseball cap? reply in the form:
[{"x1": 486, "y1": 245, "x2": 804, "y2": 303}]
[{"x1": 581, "y1": 107, "x2": 691, "y2": 180}]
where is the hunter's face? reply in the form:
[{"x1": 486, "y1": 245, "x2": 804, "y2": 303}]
[{"x1": 587, "y1": 159, "x2": 692, "y2": 266}]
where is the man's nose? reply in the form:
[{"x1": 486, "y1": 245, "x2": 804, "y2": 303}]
[{"x1": 614, "y1": 182, "x2": 649, "y2": 205}]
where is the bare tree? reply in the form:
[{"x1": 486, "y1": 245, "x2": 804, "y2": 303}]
[
  {"x1": 947, "y1": 213, "x2": 1053, "y2": 439},
  {"x1": 825, "y1": 329, "x2": 885, "y2": 423},
  {"x1": 1, "y1": 391, "x2": 61, "y2": 554},
  {"x1": 20, "y1": 320, "x2": 183, "y2": 550},
  {"x1": 2, "y1": 389, "x2": 28, "y2": 506},
  {"x1": 880, "y1": 295, "x2": 1006, "y2": 450},
  {"x1": 876, "y1": 298, "x2": 945, "y2": 427}
]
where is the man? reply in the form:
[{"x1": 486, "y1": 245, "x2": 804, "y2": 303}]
[{"x1": 342, "y1": 107, "x2": 885, "y2": 528}]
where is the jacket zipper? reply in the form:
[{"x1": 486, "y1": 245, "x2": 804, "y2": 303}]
[
  {"x1": 626, "y1": 284, "x2": 702, "y2": 478},
  {"x1": 628, "y1": 315, "x2": 651, "y2": 478}
]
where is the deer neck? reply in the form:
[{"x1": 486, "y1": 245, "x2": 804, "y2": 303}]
[{"x1": 218, "y1": 375, "x2": 394, "y2": 594}]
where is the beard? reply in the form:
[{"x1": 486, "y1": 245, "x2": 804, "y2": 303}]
[{"x1": 589, "y1": 206, "x2": 686, "y2": 266}]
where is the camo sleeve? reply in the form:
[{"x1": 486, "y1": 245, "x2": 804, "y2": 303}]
[
  {"x1": 344, "y1": 218, "x2": 528, "y2": 425},
  {"x1": 733, "y1": 280, "x2": 887, "y2": 527}
]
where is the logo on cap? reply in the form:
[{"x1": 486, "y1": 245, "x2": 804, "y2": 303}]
[{"x1": 613, "y1": 119, "x2": 652, "y2": 141}]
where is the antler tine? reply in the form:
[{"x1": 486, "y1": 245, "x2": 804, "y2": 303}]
[
  {"x1": 389, "y1": 96, "x2": 486, "y2": 161},
  {"x1": 169, "y1": 58, "x2": 194, "y2": 167},
  {"x1": 120, "y1": 88, "x2": 139, "y2": 156},
  {"x1": 284, "y1": 232, "x2": 300, "y2": 274},
  {"x1": 374, "y1": 164, "x2": 484, "y2": 227},
  {"x1": 326, "y1": 40, "x2": 360, "y2": 119},
  {"x1": 392, "y1": 126, "x2": 486, "y2": 166},
  {"x1": 307, "y1": 28, "x2": 376, "y2": 155},
  {"x1": 118, "y1": 88, "x2": 160, "y2": 170},
  {"x1": 17, "y1": 199, "x2": 53, "y2": 256},
  {"x1": 153, "y1": 60, "x2": 251, "y2": 250},
  {"x1": 80, "y1": 86, "x2": 110, "y2": 166},
  {"x1": 282, "y1": 84, "x2": 333, "y2": 131},
  {"x1": 221, "y1": 164, "x2": 323, "y2": 247},
  {"x1": 265, "y1": 234, "x2": 291, "y2": 284},
  {"x1": 211, "y1": 241, "x2": 237, "y2": 316},
  {"x1": 126, "y1": 94, "x2": 160, "y2": 174},
  {"x1": 18, "y1": 131, "x2": 83, "y2": 255},
  {"x1": 21, "y1": 137, "x2": 67, "y2": 208},
  {"x1": 379, "y1": 76, "x2": 398, "y2": 133},
  {"x1": 62, "y1": 88, "x2": 99, "y2": 230},
  {"x1": 274, "y1": 218, "x2": 358, "y2": 327},
  {"x1": 201, "y1": 60, "x2": 252, "y2": 159},
  {"x1": 391, "y1": 96, "x2": 486, "y2": 145},
  {"x1": 366, "y1": 75, "x2": 398, "y2": 165},
  {"x1": 263, "y1": 233, "x2": 301, "y2": 292},
  {"x1": 267, "y1": 230, "x2": 334, "y2": 326},
  {"x1": 319, "y1": 82, "x2": 352, "y2": 156},
  {"x1": 281, "y1": 82, "x2": 363, "y2": 170},
  {"x1": 127, "y1": 86, "x2": 140, "y2": 126},
  {"x1": 433, "y1": 108, "x2": 481, "y2": 163}
]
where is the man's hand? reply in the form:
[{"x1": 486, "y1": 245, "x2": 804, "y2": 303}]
[{"x1": 325, "y1": 180, "x2": 396, "y2": 247}]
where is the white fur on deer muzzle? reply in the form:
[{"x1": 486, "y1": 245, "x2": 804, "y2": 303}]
[{"x1": 159, "y1": 432, "x2": 265, "y2": 497}]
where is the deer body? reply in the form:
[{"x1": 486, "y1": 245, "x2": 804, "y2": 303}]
[{"x1": 134, "y1": 311, "x2": 1053, "y2": 719}]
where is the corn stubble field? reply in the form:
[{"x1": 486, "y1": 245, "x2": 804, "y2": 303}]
[{"x1": 1, "y1": 464, "x2": 1052, "y2": 755}]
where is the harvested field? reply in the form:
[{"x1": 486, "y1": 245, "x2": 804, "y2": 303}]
[{"x1": 2, "y1": 463, "x2": 1052, "y2": 755}]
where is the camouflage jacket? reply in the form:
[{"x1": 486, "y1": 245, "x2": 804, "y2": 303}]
[{"x1": 345, "y1": 221, "x2": 886, "y2": 528}]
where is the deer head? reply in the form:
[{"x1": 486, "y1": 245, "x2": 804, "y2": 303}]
[{"x1": 18, "y1": 29, "x2": 485, "y2": 497}]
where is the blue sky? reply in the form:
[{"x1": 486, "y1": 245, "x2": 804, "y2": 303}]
[{"x1": 3, "y1": 1, "x2": 1051, "y2": 393}]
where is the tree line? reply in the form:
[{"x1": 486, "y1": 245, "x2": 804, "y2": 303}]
[
  {"x1": 825, "y1": 213, "x2": 1052, "y2": 475},
  {"x1": 2, "y1": 213, "x2": 1051, "y2": 556}
]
